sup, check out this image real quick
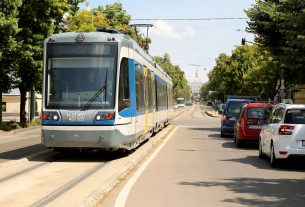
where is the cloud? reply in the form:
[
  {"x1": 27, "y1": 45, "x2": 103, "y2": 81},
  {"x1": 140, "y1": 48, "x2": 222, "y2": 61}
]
[{"x1": 150, "y1": 20, "x2": 195, "y2": 39}]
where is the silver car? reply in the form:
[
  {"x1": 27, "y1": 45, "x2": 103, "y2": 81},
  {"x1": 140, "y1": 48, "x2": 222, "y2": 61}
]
[{"x1": 259, "y1": 103, "x2": 305, "y2": 167}]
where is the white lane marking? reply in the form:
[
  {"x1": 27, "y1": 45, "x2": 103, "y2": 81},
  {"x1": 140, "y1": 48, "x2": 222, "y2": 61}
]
[{"x1": 114, "y1": 126, "x2": 179, "y2": 207}]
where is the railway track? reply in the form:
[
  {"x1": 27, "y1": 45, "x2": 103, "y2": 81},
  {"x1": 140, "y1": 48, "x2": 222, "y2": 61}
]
[
  {"x1": 0, "y1": 110, "x2": 182, "y2": 207},
  {"x1": 0, "y1": 150, "x2": 117, "y2": 207}
]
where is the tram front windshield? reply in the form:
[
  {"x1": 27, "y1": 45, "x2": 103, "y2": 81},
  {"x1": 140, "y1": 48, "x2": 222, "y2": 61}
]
[{"x1": 45, "y1": 43, "x2": 117, "y2": 110}]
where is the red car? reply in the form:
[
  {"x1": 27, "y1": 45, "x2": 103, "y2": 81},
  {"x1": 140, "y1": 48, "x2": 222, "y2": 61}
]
[{"x1": 234, "y1": 103, "x2": 273, "y2": 147}]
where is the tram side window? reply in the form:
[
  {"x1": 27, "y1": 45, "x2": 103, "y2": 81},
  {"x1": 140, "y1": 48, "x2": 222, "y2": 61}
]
[
  {"x1": 135, "y1": 64, "x2": 144, "y2": 111},
  {"x1": 118, "y1": 58, "x2": 130, "y2": 112},
  {"x1": 146, "y1": 70, "x2": 153, "y2": 110},
  {"x1": 147, "y1": 70, "x2": 153, "y2": 110},
  {"x1": 156, "y1": 79, "x2": 167, "y2": 111}
]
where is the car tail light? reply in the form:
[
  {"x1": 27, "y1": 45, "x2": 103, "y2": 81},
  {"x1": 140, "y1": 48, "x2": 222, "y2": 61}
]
[
  {"x1": 42, "y1": 111, "x2": 60, "y2": 121},
  {"x1": 278, "y1": 125, "x2": 294, "y2": 135}
]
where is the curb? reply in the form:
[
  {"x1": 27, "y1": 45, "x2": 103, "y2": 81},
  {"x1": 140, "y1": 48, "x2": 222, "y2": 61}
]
[
  {"x1": 0, "y1": 125, "x2": 41, "y2": 136},
  {"x1": 80, "y1": 125, "x2": 176, "y2": 207}
]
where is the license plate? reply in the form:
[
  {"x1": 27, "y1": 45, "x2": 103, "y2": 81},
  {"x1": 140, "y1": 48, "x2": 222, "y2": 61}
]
[
  {"x1": 229, "y1": 117, "x2": 236, "y2": 121},
  {"x1": 249, "y1": 125, "x2": 261, "y2": 129}
]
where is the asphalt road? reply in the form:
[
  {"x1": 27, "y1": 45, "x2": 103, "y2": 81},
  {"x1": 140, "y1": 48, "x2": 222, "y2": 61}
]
[
  {"x1": 0, "y1": 127, "x2": 44, "y2": 163},
  {"x1": 102, "y1": 104, "x2": 305, "y2": 207}
]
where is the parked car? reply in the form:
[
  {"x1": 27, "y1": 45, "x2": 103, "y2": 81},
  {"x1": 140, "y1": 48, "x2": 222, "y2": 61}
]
[
  {"x1": 185, "y1": 101, "x2": 193, "y2": 106},
  {"x1": 220, "y1": 99, "x2": 251, "y2": 137},
  {"x1": 234, "y1": 103, "x2": 273, "y2": 147},
  {"x1": 216, "y1": 103, "x2": 225, "y2": 114},
  {"x1": 259, "y1": 103, "x2": 305, "y2": 167},
  {"x1": 207, "y1": 101, "x2": 213, "y2": 106}
]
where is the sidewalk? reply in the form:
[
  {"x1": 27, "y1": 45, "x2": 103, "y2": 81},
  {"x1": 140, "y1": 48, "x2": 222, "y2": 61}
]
[
  {"x1": 203, "y1": 105, "x2": 221, "y2": 118},
  {"x1": 205, "y1": 110, "x2": 221, "y2": 117}
]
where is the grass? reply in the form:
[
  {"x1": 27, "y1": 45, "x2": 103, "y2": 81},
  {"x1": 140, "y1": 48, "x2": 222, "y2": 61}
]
[{"x1": 0, "y1": 118, "x2": 41, "y2": 131}]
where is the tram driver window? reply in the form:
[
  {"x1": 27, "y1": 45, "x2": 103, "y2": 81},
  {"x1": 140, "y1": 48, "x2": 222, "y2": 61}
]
[{"x1": 118, "y1": 58, "x2": 130, "y2": 112}]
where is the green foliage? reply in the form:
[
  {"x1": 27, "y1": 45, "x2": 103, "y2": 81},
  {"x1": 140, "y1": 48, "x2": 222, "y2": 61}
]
[
  {"x1": 4, "y1": 0, "x2": 83, "y2": 125},
  {"x1": 0, "y1": 0, "x2": 21, "y2": 124},
  {"x1": 0, "y1": 0, "x2": 21, "y2": 91},
  {"x1": 246, "y1": 0, "x2": 305, "y2": 85},
  {"x1": 154, "y1": 54, "x2": 191, "y2": 99},
  {"x1": 0, "y1": 121, "x2": 21, "y2": 131},
  {"x1": 67, "y1": 3, "x2": 151, "y2": 49},
  {"x1": 204, "y1": 45, "x2": 279, "y2": 101}
]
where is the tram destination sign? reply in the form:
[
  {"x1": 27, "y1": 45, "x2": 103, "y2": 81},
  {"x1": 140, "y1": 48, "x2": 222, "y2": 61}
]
[{"x1": 47, "y1": 43, "x2": 116, "y2": 57}]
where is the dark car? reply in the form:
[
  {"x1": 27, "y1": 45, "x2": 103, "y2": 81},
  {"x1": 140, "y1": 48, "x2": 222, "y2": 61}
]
[
  {"x1": 220, "y1": 99, "x2": 251, "y2": 137},
  {"x1": 234, "y1": 103, "x2": 273, "y2": 147},
  {"x1": 185, "y1": 101, "x2": 193, "y2": 106}
]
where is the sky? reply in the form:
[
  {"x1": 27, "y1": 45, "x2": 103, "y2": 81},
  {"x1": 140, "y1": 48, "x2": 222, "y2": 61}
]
[{"x1": 79, "y1": 0, "x2": 256, "y2": 83}]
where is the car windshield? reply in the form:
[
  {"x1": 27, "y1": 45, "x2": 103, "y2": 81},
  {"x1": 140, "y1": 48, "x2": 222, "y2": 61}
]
[
  {"x1": 227, "y1": 101, "x2": 247, "y2": 116},
  {"x1": 45, "y1": 43, "x2": 117, "y2": 110},
  {"x1": 247, "y1": 107, "x2": 272, "y2": 119},
  {"x1": 284, "y1": 109, "x2": 305, "y2": 124}
]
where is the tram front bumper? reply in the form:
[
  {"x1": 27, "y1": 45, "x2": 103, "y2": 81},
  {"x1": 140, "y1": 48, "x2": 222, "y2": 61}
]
[{"x1": 41, "y1": 125, "x2": 133, "y2": 149}]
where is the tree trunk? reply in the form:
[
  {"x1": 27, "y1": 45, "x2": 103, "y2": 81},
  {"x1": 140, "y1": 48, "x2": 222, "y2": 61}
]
[
  {"x1": 19, "y1": 88, "x2": 28, "y2": 127},
  {"x1": 0, "y1": 88, "x2": 2, "y2": 125}
]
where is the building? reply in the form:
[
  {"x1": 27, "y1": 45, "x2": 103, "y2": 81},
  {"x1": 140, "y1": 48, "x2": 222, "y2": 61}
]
[
  {"x1": 189, "y1": 82, "x2": 203, "y2": 97},
  {"x1": 2, "y1": 88, "x2": 42, "y2": 116},
  {"x1": 293, "y1": 84, "x2": 305, "y2": 103}
]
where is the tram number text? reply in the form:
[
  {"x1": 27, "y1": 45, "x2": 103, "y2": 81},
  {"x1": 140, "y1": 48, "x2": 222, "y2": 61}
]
[{"x1": 67, "y1": 113, "x2": 86, "y2": 122}]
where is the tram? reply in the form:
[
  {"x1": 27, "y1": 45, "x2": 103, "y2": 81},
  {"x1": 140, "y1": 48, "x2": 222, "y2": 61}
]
[{"x1": 41, "y1": 27, "x2": 174, "y2": 151}]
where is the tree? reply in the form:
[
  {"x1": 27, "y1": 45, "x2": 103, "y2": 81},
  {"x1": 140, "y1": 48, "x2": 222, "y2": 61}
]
[
  {"x1": 0, "y1": 0, "x2": 21, "y2": 125},
  {"x1": 246, "y1": 0, "x2": 305, "y2": 85},
  {"x1": 10, "y1": 0, "x2": 83, "y2": 126},
  {"x1": 67, "y1": 3, "x2": 151, "y2": 49},
  {"x1": 204, "y1": 45, "x2": 279, "y2": 102},
  {"x1": 154, "y1": 53, "x2": 191, "y2": 99}
]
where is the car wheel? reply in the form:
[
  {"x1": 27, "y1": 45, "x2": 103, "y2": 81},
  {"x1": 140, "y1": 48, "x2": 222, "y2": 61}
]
[
  {"x1": 270, "y1": 144, "x2": 279, "y2": 167},
  {"x1": 258, "y1": 138, "x2": 264, "y2": 159}
]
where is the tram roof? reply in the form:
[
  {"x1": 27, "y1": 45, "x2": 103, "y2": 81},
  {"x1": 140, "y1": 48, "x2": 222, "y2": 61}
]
[{"x1": 46, "y1": 31, "x2": 172, "y2": 82}]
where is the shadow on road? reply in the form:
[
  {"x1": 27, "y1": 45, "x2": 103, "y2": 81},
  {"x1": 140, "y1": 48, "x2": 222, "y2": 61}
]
[
  {"x1": 178, "y1": 177, "x2": 305, "y2": 207},
  {"x1": 221, "y1": 155, "x2": 305, "y2": 171},
  {"x1": 0, "y1": 144, "x2": 131, "y2": 163},
  {"x1": 222, "y1": 141, "x2": 258, "y2": 150},
  {"x1": 0, "y1": 144, "x2": 45, "y2": 161},
  {"x1": 189, "y1": 127, "x2": 220, "y2": 133}
]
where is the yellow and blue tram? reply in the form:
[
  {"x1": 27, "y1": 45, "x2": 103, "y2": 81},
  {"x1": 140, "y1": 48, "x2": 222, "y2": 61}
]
[{"x1": 41, "y1": 27, "x2": 173, "y2": 151}]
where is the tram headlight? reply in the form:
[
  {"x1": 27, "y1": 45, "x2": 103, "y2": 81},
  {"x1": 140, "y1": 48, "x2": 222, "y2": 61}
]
[
  {"x1": 42, "y1": 111, "x2": 60, "y2": 121},
  {"x1": 94, "y1": 112, "x2": 115, "y2": 121}
]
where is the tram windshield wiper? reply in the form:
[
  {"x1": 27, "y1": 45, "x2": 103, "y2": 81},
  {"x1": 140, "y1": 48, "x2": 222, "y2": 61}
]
[
  {"x1": 81, "y1": 69, "x2": 108, "y2": 111},
  {"x1": 81, "y1": 84, "x2": 107, "y2": 111}
]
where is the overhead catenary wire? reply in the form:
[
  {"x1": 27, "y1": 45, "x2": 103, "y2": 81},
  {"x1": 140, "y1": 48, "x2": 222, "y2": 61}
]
[{"x1": 131, "y1": 17, "x2": 248, "y2": 21}]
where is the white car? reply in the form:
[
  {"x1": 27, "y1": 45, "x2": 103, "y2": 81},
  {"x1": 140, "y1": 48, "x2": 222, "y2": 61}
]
[{"x1": 259, "y1": 103, "x2": 305, "y2": 167}]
